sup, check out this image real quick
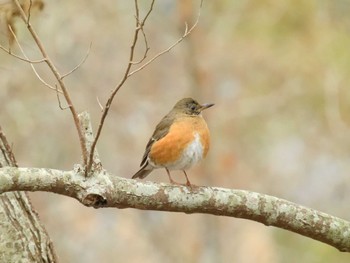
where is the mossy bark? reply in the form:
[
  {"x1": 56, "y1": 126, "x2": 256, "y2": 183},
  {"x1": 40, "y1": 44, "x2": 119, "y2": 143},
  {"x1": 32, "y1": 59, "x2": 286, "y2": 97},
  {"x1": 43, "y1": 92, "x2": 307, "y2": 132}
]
[{"x1": 0, "y1": 129, "x2": 57, "y2": 262}]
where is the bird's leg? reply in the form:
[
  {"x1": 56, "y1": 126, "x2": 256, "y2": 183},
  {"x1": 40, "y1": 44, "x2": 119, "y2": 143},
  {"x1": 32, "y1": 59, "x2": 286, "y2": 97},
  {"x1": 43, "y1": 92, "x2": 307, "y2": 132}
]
[
  {"x1": 166, "y1": 168, "x2": 180, "y2": 185},
  {"x1": 183, "y1": 170, "x2": 192, "y2": 188}
]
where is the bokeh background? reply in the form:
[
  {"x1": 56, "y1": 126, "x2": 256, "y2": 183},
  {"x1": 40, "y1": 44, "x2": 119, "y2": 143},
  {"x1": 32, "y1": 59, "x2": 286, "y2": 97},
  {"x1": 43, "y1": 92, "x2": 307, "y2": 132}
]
[{"x1": 1, "y1": 0, "x2": 350, "y2": 262}]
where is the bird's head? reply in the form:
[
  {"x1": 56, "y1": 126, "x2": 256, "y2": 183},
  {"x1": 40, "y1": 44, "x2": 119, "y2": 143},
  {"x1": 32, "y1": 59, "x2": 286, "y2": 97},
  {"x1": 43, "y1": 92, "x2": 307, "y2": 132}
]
[{"x1": 173, "y1": 98, "x2": 214, "y2": 116}]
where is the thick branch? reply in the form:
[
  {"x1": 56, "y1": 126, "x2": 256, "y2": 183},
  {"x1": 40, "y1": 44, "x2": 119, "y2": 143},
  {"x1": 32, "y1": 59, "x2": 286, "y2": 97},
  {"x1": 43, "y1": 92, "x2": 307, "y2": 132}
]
[
  {"x1": 0, "y1": 166, "x2": 349, "y2": 252},
  {"x1": 0, "y1": 128, "x2": 58, "y2": 262}
]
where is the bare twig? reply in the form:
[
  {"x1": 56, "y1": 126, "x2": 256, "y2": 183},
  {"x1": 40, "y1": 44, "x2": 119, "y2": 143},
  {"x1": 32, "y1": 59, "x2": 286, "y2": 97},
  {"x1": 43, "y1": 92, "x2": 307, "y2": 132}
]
[
  {"x1": 61, "y1": 42, "x2": 92, "y2": 80},
  {"x1": 87, "y1": 0, "x2": 202, "y2": 173},
  {"x1": 129, "y1": 25, "x2": 150, "y2": 65},
  {"x1": 55, "y1": 85, "x2": 69, "y2": 110},
  {"x1": 27, "y1": 0, "x2": 33, "y2": 24},
  {"x1": 128, "y1": 5, "x2": 202, "y2": 77},
  {"x1": 12, "y1": 0, "x2": 88, "y2": 165},
  {"x1": 86, "y1": 0, "x2": 156, "y2": 173},
  {"x1": 0, "y1": 45, "x2": 46, "y2": 63},
  {"x1": 96, "y1": 97, "x2": 104, "y2": 111},
  {"x1": 130, "y1": 1, "x2": 151, "y2": 65},
  {"x1": 142, "y1": 0, "x2": 155, "y2": 22},
  {"x1": 7, "y1": 25, "x2": 61, "y2": 93}
]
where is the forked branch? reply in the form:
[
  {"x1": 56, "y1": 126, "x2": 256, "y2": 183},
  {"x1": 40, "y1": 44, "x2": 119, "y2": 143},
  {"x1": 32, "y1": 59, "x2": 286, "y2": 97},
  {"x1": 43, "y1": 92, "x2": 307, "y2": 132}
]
[
  {"x1": 2, "y1": 0, "x2": 203, "y2": 173},
  {"x1": 87, "y1": 0, "x2": 203, "y2": 173},
  {"x1": 86, "y1": 0, "x2": 156, "y2": 174},
  {"x1": 128, "y1": 6, "x2": 203, "y2": 77},
  {"x1": 6, "y1": 24, "x2": 58, "y2": 92},
  {"x1": 10, "y1": 0, "x2": 88, "y2": 165}
]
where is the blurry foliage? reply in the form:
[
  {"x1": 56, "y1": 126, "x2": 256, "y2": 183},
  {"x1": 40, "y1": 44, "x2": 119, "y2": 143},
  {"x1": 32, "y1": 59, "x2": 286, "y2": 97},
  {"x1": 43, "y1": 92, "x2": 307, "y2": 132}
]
[
  {"x1": 1, "y1": 0, "x2": 350, "y2": 262},
  {"x1": 0, "y1": 0, "x2": 44, "y2": 45}
]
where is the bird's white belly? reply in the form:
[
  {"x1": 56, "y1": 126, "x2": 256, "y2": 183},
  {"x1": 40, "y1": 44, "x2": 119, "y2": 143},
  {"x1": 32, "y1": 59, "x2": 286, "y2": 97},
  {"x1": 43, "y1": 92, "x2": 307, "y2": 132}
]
[{"x1": 166, "y1": 132, "x2": 204, "y2": 170}]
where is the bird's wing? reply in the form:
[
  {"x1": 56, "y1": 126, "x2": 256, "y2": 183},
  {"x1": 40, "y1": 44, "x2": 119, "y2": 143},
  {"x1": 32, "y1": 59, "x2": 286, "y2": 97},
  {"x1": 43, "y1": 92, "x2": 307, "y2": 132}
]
[{"x1": 140, "y1": 113, "x2": 175, "y2": 166}]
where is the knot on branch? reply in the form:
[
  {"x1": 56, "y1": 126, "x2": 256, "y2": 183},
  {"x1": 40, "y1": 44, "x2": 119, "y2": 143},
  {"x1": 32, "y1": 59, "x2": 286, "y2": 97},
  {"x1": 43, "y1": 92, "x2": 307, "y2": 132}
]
[{"x1": 82, "y1": 193, "x2": 107, "y2": 208}]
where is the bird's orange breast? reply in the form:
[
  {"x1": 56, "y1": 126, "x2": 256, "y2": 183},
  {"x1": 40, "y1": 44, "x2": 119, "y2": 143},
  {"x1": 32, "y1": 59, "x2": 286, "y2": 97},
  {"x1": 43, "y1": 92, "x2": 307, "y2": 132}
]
[{"x1": 149, "y1": 115, "x2": 210, "y2": 167}]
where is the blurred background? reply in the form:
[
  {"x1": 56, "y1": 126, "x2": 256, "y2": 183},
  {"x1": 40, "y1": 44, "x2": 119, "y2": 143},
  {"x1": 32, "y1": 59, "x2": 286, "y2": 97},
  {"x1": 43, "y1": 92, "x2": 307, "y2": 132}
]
[{"x1": 1, "y1": 0, "x2": 350, "y2": 262}]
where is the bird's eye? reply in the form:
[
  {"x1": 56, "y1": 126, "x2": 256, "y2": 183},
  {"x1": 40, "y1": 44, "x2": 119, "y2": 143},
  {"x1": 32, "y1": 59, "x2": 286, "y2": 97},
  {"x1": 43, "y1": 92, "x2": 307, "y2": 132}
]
[{"x1": 190, "y1": 104, "x2": 196, "y2": 111}]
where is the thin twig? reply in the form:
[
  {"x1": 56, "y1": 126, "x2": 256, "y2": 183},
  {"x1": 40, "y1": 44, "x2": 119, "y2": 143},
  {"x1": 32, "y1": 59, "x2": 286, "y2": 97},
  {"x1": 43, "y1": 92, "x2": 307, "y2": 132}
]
[
  {"x1": 0, "y1": 45, "x2": 46, "y2": 63},
  {"x1": 55, "y1": 85, "x2": 69, "y2": 110},
  {"x1": 128, "y1": 1, "x2": 202, "y2": 77},
  {"x1": 134, "y1": 0, "x2": 140, "y2": 18},
  {"x1": 130, "y1": 25, "x2": 150, "y2": 65},
  {"x1": 87, "y1": 0, "x2": 156, "y2": 173},
  {"x1": 8, "y1": 25, "x2": 61, "y2": 93},
  {"x1": 27, "y1": 0, "x2": 33, "y2": 24},
  {"x1": 96, "y1": 97, "x2": 104, "y2": 111},
  {"x1": 61, "y1": 42, "x2": 92, "y2": 80},
  {"x1": 129, "y1": 1, "x2": 153, "y2": 65},
  {"x1": 87, "y1": 0, "x2": 202, "y2": 173},
  {"x1": 129, "y1": 0, "x2": 153, "y2": 66},
  {"x1": 142, "y1": 0, "x2": 155, "y2": 22},
  {"x1": 13, "y1": 0, "x2": 88, "y2": 166}
]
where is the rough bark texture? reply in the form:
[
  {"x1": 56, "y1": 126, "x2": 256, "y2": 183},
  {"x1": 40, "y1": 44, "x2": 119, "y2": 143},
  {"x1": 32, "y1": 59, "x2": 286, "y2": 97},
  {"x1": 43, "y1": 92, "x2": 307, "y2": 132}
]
[
  {"x1": 0, "y1": 129, "x2": 57, "y2": 262},
  {"x1": 0, "y1": 113, "x2": 349, "y2": 256},
  {"x1": 0, "y1": 166, "x2": 349, "y2": 253}
]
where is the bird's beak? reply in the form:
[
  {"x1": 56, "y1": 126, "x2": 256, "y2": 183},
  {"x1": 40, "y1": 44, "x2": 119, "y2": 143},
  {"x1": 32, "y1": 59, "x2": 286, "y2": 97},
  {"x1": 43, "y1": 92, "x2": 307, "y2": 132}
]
[{"x1": 200, "y1": 103, "x2": 214, "y2": 111}]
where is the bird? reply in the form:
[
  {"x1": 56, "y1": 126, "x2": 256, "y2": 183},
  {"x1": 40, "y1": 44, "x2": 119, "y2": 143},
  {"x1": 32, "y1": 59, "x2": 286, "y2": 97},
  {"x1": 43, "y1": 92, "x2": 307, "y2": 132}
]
[{"x1": 132, "y1": 97, "x2": 214, "y2": 187}]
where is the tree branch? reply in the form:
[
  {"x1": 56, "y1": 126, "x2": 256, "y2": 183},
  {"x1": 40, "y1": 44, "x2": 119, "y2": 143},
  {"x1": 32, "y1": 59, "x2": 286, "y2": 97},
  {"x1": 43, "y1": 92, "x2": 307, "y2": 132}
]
[
  {"x1": 0, "y1": 44, "x2": 46, "y2": 64},
  {"x1": 61, "y1": 42, "x2": 92, "y2": 80},
  {"x1": 87, "y1": 0, "x2": 203, "y2": 174},
  {"x1": 87, "y1": 0, "x2": 156, "y2": 174},
  {"x1": 128, "y1": 3, "x2": 203, "y2": 77},
  {"x1": 0, "y1": 166, "x2": 348, "y2": 252},
  {"x1": 12, "y1": 0, "x2": 88, "y2": 166},
  {"x1": 0, "y1": 125, "x2": 58, "y2": 262},
  {"x1": 6, "y1": 24, "x2": 59, "y2": 92}
]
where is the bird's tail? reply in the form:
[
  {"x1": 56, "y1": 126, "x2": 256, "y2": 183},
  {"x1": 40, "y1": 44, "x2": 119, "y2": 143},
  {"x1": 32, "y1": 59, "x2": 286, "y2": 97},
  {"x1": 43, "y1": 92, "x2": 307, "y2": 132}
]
[{"x1": 132, "y1": 166, "x2": 153, "y2": 179}]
